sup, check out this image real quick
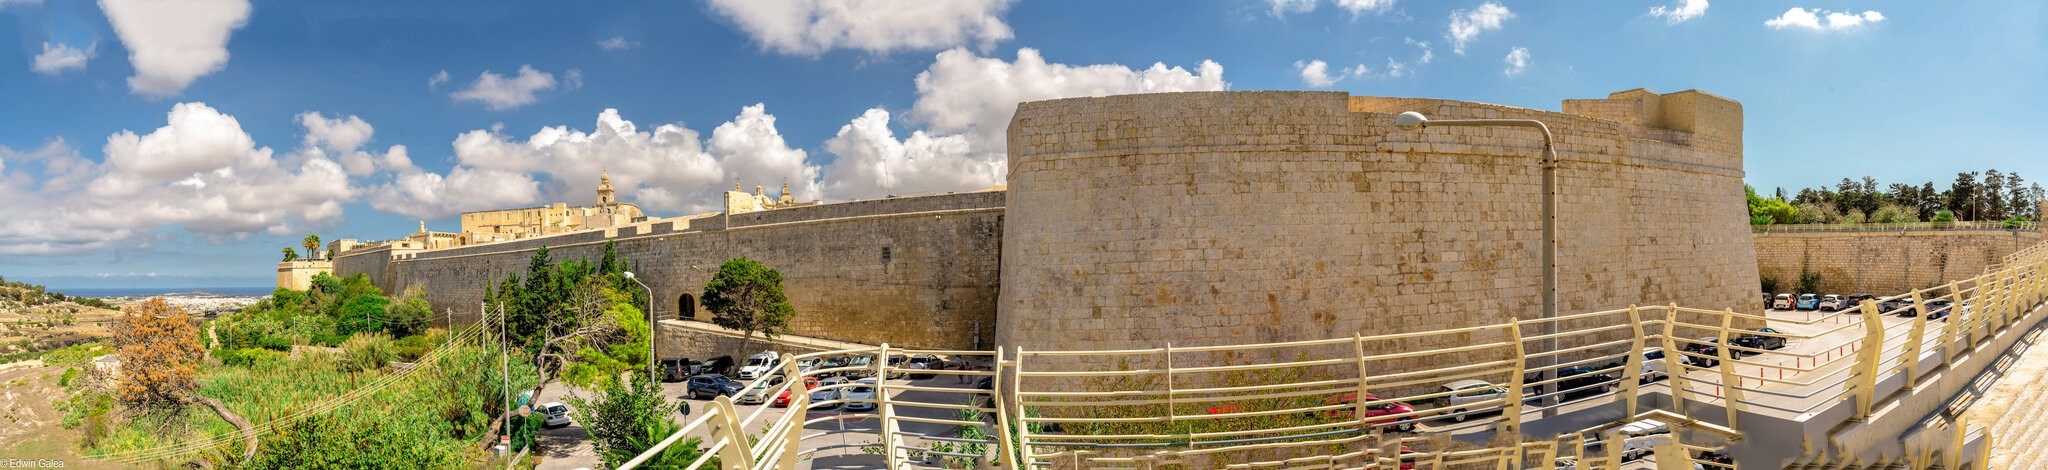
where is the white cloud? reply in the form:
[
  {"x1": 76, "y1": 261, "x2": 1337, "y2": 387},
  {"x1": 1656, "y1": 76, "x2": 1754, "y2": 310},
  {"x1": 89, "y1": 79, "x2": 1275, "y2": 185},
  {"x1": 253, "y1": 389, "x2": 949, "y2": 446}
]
[
  {"x1": 427, "y1": 69, "x2": 449, "y2": 90},
  {"x1": 31, "y1": 42, "x2": 93, "y2": 75},
  {"x1": 563, "y1": 69, "x2": 583, "y2": 91},
  {"x1": 707, "y1": 0, "x2": 1014, "y2": 56},
  {"x1": 1765, "y1": 7, "x2": 1884, "y2": 31},
  {"x1": 909, "y1": 47, "x2": 1226, "y2": 155},
  {"x1": 98, "y1": 0, "x2": 252, "y2": 97},
  {"x1": 1297, "y1": 60, "x2": 1338, "y2": 87},
  {"x1": 1405, "y1": 37, "x2": 1433, "y2": 64},
  {"x1": 0, "y1": 103, "x2": 356, "y2": 255},
  {"x1": 368, "y1": 105, "x2": 821, "y2": 219},
  {"x1": 1270, "y1": 0, "x2": 1394, "y2": 16},
  {"x1": 449, "y1": 65, "x2": 563, "y2": 111},
  {"x1": 820, "y1": 107, "x2": 999, "y2": 199},
  {"x1": 1648, "y1": 0, "x2": 1708, "y2": 24},
  {"x1": 598, "y1": 36, "x2": 636, "y2": 51},
  {"x1": 1384, "y1": 57, "x2": 1409, "y2": 78},
  {"x1": 1269, "y1": 0, "x2": 1315, "y2": 16},
  {"x1": 1502, "y1": 47, "x2": 1529, "y2": 76},
  {"x1": 1447, "y1": 2, "x2": 1512, "y2": 55},
  {"x1": 296, "y1": 112, "x2": 411, "y2": 176},
  {"x1": 1334, "y1": 0, "x2": 1395, "y2": 15}
]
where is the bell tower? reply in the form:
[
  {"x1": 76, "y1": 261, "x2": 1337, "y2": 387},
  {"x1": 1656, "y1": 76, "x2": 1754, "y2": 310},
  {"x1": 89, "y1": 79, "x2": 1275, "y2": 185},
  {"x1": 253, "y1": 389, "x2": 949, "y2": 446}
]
[{"x1": 597, "y1": 170, "x2": 616, "y2": 205}]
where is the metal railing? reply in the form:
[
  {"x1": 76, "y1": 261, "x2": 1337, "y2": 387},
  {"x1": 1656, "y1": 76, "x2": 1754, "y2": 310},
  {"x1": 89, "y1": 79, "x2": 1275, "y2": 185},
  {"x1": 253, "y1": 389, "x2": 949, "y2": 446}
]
[
  {"x1": 1752, "y1": 220, "x2": 2038, "y2": 233},
  {"x1": 623, "y1": 237, "x2": 2048, "y2": 469}
]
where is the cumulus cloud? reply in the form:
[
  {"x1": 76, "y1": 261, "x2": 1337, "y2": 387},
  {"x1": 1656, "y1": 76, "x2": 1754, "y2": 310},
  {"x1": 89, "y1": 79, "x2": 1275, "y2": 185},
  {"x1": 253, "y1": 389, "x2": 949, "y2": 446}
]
[
  {"x1": 449, "y1": 65, "x2": 565, "y2": 110},
  {"x1": 1765, "y1": 7, "x2": 1884, "y2": 31},
  {"x1": 32, "y1": 42, "x2": 93, "y2": 75},
  {"x1": 820, "y1": 108, "x2": 997, "y2": 199},
  {"x1": 707, "y1": 0, "x2": 1014, "y2": 56},
  {"x1": 1649, "y1": 0, "x2": 1708, "y2": 24},
  {"x1": 1295, "y1": 59, "x2": 1368, "y2": 87},
  {"x1": 1447, "y1": 2, "x2": 1512, "y2": 55},
  {"x1": 367, "y1": 105, "x2": 821, "y2": 219},
  {"x1": 908, "y1": 47, "x2": 1226, "y2": 155},
  {"x1": 598, "y1": 36, "x2": 636, "y2": 51},
  {"x1": 1405, "y1": 37, "x2": 1433, "y2": 64},
  {"x1": 1269, "y1": 0, "x2": 1394, "y2": 16},
  {"x1": 296, "y1": 112, "x2": 411, "y2": 176},
  {"x1": 0, "y1": 103, "x2": 358, "y2": 255},
  {"x1": 99, "y1": 0, "x2": 252, "y2": 97},
  {"x1": 1502, "y1": 47, "x2": 1529, "y2": 76}
]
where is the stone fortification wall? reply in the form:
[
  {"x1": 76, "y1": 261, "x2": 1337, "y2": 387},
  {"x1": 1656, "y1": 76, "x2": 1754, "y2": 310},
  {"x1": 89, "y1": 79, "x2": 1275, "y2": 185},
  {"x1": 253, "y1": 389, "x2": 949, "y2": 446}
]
[
  {"x1": 996, "y1": 89, "x2": 1757, "y2": 367},
  {"x1": 1753, "y1": 229, "x2": 2044, "y2": 295},
  {"x1": 335, "y1": 191, "x2": 1004, "y2": 350}
]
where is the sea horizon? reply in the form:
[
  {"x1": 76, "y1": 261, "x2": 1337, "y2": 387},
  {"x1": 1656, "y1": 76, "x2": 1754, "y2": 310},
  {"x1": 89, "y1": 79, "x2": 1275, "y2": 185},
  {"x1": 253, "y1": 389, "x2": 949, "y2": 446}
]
[{"x1": 49, "y1": 286, "x2": 275, "y2": 298}]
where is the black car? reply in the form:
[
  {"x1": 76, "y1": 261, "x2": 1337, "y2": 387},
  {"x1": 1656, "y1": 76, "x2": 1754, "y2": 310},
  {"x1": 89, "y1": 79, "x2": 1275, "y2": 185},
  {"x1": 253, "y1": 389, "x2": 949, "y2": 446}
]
[
  {"x1": 686, "y1": 374, "x2": 744, "y2": 399},
  {"x1": 1847, "y1": 294, "x2": 1876, "y2": 306},
  {"x1": 1925, "y1": 299, "x2": 1956, "y2": 320},
  {"x1": 1879, "y1": 297, "x2": 1916, "y2": 315},
  {"x1": 1681, "y1": 338, "x2": 1721, "y2": 367},
  {"x1": 692, "y1": 356, "x2": 735, "y2": 376},
  {"x1": 1555, "y1": 365, "x2": 1614, "y2": 396},
  {"x1": 1733, "y1": 327, "x2": 1786, "y2": 351}
]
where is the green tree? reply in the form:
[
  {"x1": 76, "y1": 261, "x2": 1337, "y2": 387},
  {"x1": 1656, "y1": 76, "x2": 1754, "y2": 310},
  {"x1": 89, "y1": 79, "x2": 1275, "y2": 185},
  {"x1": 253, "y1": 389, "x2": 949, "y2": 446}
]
[
  {"x1": 702, "y1": 257, "x2": 795, "y2": 362},
  {"x1": 571, "y1": 377, "x2": 713, "y2": 468},
  {"x1": 1747, "y1": 185, "x2": 1798, "y2": 224},
  {"x1": 303, "y1": 234, "x2": 322, "y2": 260},
  {"x1": 282, "y1": 247, "x2": 298, "y2": 262},
  {"x1": 1870, "y1": 204, "x2": 1917, "y2": 224},
  {"x1": 561, "y1": 287, "x2": 652, "y2": 389},
  {"x1": 338, "y1": 295, "x2": 391, "y2": 335}
]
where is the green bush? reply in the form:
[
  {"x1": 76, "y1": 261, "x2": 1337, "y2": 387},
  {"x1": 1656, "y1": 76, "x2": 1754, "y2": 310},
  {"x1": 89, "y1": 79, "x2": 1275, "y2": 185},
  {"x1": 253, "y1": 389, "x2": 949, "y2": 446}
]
[
  {"x1": 58, "y1": 368, "x2": 79, "y2": 387},
  {"x1": 340, "y1": 333, "x2": 396, "y2": 373},
  {"x1": 218, "y1": 348, "x2": 285, "y2": 367},
  {"x1": 42, "y1": 342, "x2": 106, "y2": 368},
  {"x1": 1760, "y1": 276, "x2": 1780, "y2": 294},
  {"x1": 1799, "y1": 271, "x2": 1822, "y2": 294}
]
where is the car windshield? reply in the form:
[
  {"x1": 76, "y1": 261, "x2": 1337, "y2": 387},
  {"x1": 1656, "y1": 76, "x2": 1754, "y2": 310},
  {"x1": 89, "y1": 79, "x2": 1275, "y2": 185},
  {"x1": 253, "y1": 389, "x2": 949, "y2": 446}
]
[
  {"x1": 747, "y1": 357, "x2": 767, "y2": 366},
  {"x1": 851, "y1": 385, "x2": 874, "y2": 394},
  {"x1": 1645, "y1": 350, "x2": 1664, "y2": 360}
]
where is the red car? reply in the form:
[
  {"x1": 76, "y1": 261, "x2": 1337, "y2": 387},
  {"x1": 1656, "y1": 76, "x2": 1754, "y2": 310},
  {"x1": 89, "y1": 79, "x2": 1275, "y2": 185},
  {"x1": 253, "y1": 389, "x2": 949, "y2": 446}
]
[
  {"x1": 771, "y1": 376, "x2": 819, "y2": 407},
  {"x1": 1325, "y1": 392, "x2": 1417, "y2": 432}
]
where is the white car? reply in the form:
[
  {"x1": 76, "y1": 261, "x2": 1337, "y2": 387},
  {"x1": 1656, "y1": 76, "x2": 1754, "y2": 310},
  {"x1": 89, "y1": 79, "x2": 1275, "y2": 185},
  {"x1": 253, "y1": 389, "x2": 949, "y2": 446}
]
[
  {"x1": 538, "y1": 402, "x2": 572, "y2": 428},
  {"x1": 1818, "y1": 294, "x2": 1843, "y2": 311},
  {"x1": 1434, "y1": 379, "x2": 1508, "y2": 422},
  {"x1": 1616, "y1": 418, "x2": 1674, "y2": 461},
  {"x1": 842, "y1": 378, "x2": 880, "y2": 412},
  {"x1": 1639, "y1": 349, "x2": 1669, "y2": 383},
  {"x1": 1771, "y1": 293, "x2": 1794, "y2": 310},
  {"x1": 809, "y1": 377, "x2": 847, "y2": 409},
  {"x1": 737, "y1": 351, "x2": 781, "y2": 380}
]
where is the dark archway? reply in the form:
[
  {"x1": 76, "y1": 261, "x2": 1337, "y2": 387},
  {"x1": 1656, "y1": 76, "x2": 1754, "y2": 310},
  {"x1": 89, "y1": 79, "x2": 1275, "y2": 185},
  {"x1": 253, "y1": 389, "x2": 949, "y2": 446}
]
[{"x1": 677, "y1": 294, "x2": 696, "y2": 321}]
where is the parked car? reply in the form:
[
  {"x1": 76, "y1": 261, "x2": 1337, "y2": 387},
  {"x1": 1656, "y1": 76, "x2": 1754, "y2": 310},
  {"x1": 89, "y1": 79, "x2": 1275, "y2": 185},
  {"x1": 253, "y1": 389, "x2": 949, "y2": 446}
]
[
  {"x1": 1818, "y1": 294, "x2": 1843, "y2": 311},
  {"x1": 687, "y1": 375, "x2": 744, "y2": 400},
  {"x1": 1695, "y1": 450, "x2": 1733, "y2": 466},
  {"x1": 1795, "y1": 293, "x2": 1821, "y2": 310},
  {"x1": 1681, "y1": 338, "x2": 1721, "y2": 367},
  {"x1": 736, "y1": 375, "x2": 786, "y2": 405},
  {"x1": 660, "y1": 358, "x2": 692, "y2": 382},
  {"x1": 1761, "y1": 293, "x2": 1772, "y2": 309},
  {"x1": 772, "y1": 376, "x2": 819, "y2": 408},
  {"x1": 694, "y1": 356, "x2": 736, "y2": 376},
  {"x1": 1847, "y1": 293, "x2": 1877, "y2": 306},
  {"x1": 906, "y1": 354, "x2": 946, "y2": 380},
  {"x1": 1434, "y1": 379, "x2": 1508, "y2": 422},
  {"x1": 1555, "y1": 366, "x2": 1614, "y2": 396},
  {"x1": 1639, "y1": 349, "x2": 1669, "y2": 383},
  {"x1": 809, "y1": 377, "x2": 848, "y2": 409},
  {"x1": 842, "y1": 378, "x2": 880, "y2": 411},
  {"x1": 815, "y1": 356, "x2": 851, "y2": 378},
  {"x1": 844, "y1": 355, "x2": 876, "y2": 378},
  {"x1": 1733, "y1": 327, "x2": 1787, "y2": 351},
  {"x1": 1771, "y1": 293, "x2": 1794, "y2": 310},
  {"x1": 1926, "y1": 299, "x2": 1958, "y2": 320},
  {"x1": 538, "y1": 402, "x2": 573, "y2": 428},
  {"x1": 1323, "y1": 392, "x2": 1418, "y2": 432},
  {"x1": 1880, "y1": 297, "x2": 1916, "y2": 314},
  {"x1": 738, "y1": 351, "x2": 780, "y2": 380}
]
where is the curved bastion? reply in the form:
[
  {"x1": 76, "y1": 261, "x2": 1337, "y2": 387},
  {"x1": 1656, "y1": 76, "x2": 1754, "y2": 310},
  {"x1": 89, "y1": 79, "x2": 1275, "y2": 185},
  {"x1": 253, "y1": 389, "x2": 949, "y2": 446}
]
[{"x1": 994, "y1": 89, "x2": 1758, "y2": 358}]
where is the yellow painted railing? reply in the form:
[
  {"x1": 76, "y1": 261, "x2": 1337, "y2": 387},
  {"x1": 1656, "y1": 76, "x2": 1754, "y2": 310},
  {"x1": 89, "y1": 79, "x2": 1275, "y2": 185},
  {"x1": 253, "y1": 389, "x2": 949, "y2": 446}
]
[
  {"x1": 624, "y1": 237, "x2": 2048, "y2": 469},
  {"x1": 1752, "y1": 220, "x2": 2038, "y2": 233}
]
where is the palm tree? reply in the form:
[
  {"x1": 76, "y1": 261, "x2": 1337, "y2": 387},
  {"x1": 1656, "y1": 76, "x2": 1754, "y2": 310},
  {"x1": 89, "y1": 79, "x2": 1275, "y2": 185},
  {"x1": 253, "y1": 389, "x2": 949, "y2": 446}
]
[
  {"x1": 282, "y1": 247, "x2": 298, "y2": 262},
  {"x1": 303, "y1": 234, "x2": 321, "y2": 260}
]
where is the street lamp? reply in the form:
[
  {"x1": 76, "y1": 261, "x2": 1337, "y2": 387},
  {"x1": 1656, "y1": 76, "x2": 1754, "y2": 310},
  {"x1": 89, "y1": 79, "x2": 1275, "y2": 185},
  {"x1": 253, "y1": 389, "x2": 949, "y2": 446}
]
[
  {"x1": 1395, "y1": 111, "x2": 1564, "y2": 414},
  {"x1": 623, "y1": 271, "x2": 656, "y2": 384}
]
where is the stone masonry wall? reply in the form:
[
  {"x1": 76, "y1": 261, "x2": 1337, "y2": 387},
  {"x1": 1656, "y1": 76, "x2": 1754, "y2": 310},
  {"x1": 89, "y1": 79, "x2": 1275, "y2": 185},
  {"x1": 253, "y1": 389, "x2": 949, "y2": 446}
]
[
  {"x1": 997, "y1": 90, "x2": 1757, "y2": 374},
  {"x1": 1753, "y1": 229, "x2": 2045, "y2": 296},
  {"x1": 335, "y1": 191, "x2": 1004, "y2": 351}
]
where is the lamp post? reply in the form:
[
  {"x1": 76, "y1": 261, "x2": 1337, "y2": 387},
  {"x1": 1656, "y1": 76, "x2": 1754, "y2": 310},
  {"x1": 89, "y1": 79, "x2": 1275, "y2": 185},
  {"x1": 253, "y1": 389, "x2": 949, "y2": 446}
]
[
  {"x1": 1395, "y1": 111, "x2": 1564, "y2": 414},
  {"x1": 624, "y1": 271, "x2": 656, "y2": 384}
]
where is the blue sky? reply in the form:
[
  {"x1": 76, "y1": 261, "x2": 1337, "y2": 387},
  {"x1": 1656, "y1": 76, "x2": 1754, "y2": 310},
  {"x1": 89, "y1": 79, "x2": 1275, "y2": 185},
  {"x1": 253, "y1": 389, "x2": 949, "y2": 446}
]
[{"x1": 0, "y1": 0, "x2": 2042, "y2": 289}]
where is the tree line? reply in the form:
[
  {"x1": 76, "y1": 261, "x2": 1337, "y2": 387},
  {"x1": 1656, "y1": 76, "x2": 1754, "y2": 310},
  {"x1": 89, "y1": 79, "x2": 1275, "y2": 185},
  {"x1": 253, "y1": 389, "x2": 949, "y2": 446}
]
[{"x1": 1749, "y1": 169, "x2": 2044, "y2": 225}]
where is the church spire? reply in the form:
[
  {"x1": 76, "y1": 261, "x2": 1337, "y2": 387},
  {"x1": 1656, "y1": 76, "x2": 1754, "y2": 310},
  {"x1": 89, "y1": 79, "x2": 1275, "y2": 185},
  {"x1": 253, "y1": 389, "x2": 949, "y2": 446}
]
[{"x1": 597, "y1": 169, "x2": 616, "y2": 205}]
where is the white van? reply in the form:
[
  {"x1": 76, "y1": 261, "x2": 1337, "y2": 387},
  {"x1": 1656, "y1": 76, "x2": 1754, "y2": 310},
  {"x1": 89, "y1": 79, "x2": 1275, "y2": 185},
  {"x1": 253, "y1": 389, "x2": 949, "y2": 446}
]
[{"x1": 737, "y1": 351, "x2": 781, "y2": 380}]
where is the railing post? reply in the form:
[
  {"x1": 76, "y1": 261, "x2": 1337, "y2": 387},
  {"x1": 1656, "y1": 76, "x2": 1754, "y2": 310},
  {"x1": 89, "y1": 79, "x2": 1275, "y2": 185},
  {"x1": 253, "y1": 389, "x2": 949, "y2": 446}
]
[
  {"x1": 1902, "y1": 292, "x2": 1927, "y2": 388},
  {"x1": 1944, "y1": 416, "x2": 1969, "y2": 470},
  {"x1": 1500, "y1": 319, "x2": 1527, "y2": 437},
  {"x1": 875, "y1": 344, "x2": 899, "y2": 470},
  {"x1": 1618, "y1": 305, "x2": 1644, "y2": 419},
  {"x1": 992, "y1": 347, "x2": 1016, "y2": 470},
  {"x1": 1163, "y1": 343, "x2": 1175, "y2": 424},
  {"x1": 1653, "y1": 438, "x2": 1689, "y2": 470},
  {"x1": 1850, "y1": 300, "x2": 1884, "y2": 421},
  {"x1": 777, "y1": 353, "x2": 805, "y2": 470},
  {"x1": 1600, "y1": 428, "x2": 1625, "y2": 468},
  {"x1": 1938, "y1": 284, "x2": 1960, "y2": 366},
  {"x1": 1713, "y1": 308, "x2": 1743, "y2": 429},
  {"x1": 1352, "y1": 332, "x2": 1371, "y2": 427},
  {"x1": 1010, "y1": 346, "x2": 1032, "y2": 467},
  {"x1": 1659, "y1": 304, "x2": 1690, "y2": 414},
  {"x1": 712, "y1": 395, "x2": 757, "y2": 468}
]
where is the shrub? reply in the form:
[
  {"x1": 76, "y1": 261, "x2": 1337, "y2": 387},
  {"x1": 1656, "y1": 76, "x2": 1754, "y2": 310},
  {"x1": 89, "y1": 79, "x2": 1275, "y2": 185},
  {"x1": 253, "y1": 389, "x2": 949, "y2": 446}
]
[
  {"x1": 1799, "y1": 271, "x2": 1822, "y2": 294},
  {"x1": 340, "y1": 333, "x2": 396, "y2": 374},
  {"x1": 384, "y1": 296, "x2": 434, "y2": 338},
  {"x1": 1760, "y1": 276, "x2": 1780, "y2": 294},
  {"x1": 1870, "y1": 204, "x2": 1917, "y2": 224},
  {"x1": 218, "y1": 348, "x2": 285, "y2": 367}
]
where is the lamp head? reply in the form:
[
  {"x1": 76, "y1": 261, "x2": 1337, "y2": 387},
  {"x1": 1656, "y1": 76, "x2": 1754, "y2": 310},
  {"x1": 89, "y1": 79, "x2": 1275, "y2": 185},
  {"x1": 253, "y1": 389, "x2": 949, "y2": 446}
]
[
  {"x1": 1394, "y1": 111, "x2": 1428, "y2": 131},
  {"x1": 623, "y1": 271, "x2": 635, "y2": 279}
]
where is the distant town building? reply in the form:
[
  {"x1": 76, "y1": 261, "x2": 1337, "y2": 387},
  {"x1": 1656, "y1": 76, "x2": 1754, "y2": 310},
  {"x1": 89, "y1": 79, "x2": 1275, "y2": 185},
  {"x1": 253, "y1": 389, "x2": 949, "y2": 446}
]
[{"x1": 459, "y1": 171, "x2": 647, "y2": 243}]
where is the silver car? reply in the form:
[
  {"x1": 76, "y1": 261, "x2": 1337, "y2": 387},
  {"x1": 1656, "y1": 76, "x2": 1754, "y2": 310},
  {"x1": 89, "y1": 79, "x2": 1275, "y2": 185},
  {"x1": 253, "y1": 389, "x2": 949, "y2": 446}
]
[
  {"x1": 842, "y1": 378, "x2": 880, "y2": 411},
  {"x1": 735, "y1": 375, "x2": 785, "y2": 405},
  {"x1": 808, "y1": 377, "x2": 847, "y2": 409}
]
